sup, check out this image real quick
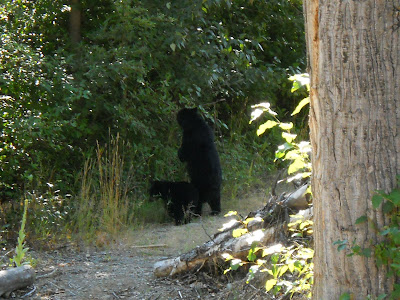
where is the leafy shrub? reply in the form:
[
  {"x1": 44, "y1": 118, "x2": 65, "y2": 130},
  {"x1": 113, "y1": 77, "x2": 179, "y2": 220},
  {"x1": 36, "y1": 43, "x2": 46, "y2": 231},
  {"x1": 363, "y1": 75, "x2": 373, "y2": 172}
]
[
  {"x1": 222, "y1": 212, "x2": 314, "y2": 298},
  {"x1": 337, "y1": 176, "x2": 400, "y2": 300}
]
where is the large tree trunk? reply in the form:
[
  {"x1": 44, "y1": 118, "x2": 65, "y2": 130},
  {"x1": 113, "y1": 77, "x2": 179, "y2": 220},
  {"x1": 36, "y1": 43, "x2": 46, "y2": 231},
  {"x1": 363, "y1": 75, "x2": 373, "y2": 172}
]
[{"x1": 304, "y1": 1, "x2": 400, "y2": 299}]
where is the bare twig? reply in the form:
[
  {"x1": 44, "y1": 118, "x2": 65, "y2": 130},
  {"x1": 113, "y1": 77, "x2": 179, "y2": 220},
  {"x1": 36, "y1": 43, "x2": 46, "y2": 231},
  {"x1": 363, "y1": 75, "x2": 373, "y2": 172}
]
[
  {"x1": 20, "y1": 285, "x2": 36, "y2": 298},
  {"x1": 131, "y1": 244, "x2": 167, "y2": 249},
  {"x1": 36, "y1": 268, "x2": 58, "y2": 279}
]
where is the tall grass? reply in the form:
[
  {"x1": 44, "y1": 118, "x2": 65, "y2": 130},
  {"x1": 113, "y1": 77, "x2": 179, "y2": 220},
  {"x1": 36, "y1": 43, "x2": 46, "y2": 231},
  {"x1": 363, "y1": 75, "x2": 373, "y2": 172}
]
[{"x1": 74, "y1": 134, "x2": 134, "y2": 242}]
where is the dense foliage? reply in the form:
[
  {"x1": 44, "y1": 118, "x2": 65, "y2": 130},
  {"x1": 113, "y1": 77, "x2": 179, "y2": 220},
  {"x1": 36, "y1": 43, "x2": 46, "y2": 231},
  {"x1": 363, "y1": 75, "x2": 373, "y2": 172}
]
[{"x1": 1, "y1": 0, "x2": 306, "y2": 236}]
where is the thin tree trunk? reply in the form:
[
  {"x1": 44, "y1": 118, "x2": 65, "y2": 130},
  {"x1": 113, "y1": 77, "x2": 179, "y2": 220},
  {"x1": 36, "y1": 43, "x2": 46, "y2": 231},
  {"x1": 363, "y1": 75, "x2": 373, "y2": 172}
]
[
  {"x1": 70, "y1": 0, "x2": 81, "y2": 44},
  {"x1": 304, "y1": 1, "x2": 400, "y2": 299}
]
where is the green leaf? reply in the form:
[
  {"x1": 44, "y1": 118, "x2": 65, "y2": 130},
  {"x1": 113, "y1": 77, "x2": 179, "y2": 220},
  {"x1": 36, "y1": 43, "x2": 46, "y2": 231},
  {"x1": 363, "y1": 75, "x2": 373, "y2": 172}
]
[
  {"x1": 291, "y1": 97, "x2": 310, "y2": 116},
  {"x1": 390, "y1": 263, "x2": 400, "y2": 270},
  {"x1": 231, "y1": 262, "x2": 240, "y2": 271},
  {"x1": 355, "y1": 215, "x2": 368, "y2": 225},
  {"x1": 339, "y1": 292, "x2": 351, "y2": 300},
  {"x1": 170, "y1": 43, "x2": 176, "y2": 52},
  {"x1": 290, "y1": 80, "x2": 301, "y2": 93},
  {"x1": 372, "y1": 193, "x2": 384, "y2": 208},
  {"x1": 387, "y1": 188, "x2": 400, "y2": 205},
  {"x1": 289, "y1": 74, "x2": 310, "y2": 92},
  {"x1": 334, "y1": 240, "x2": 348, "y2": 252},
  {"x1": 383, "y1": 201, "x2": 394, "y2": 214},
  {"x1": 257, "y1": 120, "x2": 278, "y2": 136},
  {"x1": 247, "y1": 249, "x2": 257, "y2": 262},
  {"x1": 361, "y1": 248, "x2": 372, "y2": 257},
  {"x1": 265, "y1": 279, "x2": 277, "y2": 292}
]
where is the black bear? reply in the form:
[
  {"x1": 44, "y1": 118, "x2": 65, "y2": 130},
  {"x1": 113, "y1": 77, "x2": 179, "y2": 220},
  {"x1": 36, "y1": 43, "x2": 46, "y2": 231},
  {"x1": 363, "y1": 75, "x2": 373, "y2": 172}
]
[
  {"x1": 177, "y1": 107, "x2": 222, "y2": 216},
  {"x1": 149, "y1": 181, "x2": 199, "y2": 225}
]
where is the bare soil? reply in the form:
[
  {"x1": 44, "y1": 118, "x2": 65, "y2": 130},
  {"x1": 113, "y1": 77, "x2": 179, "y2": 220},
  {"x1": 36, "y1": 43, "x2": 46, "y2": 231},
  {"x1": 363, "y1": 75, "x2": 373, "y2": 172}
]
[{"x1": 6, "y1": 191, "x2": 277, "y2": 300}]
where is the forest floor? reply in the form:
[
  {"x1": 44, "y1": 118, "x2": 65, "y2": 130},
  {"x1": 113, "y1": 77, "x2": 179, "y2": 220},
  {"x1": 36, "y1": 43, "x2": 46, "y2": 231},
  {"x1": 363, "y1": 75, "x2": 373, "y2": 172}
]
[{"x1": 6, "y1": 189, "x2": 284, "y2": 300}]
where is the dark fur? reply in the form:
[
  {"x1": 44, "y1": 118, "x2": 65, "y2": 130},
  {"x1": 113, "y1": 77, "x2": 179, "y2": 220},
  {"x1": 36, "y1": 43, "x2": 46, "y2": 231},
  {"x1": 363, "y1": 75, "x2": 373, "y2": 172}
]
[
  {"x1": 177, "y1": 108, "x2": 222, "y2": 215},
  {"x1": 149, "y1": 181, "x2": 199, "y2": 225}
]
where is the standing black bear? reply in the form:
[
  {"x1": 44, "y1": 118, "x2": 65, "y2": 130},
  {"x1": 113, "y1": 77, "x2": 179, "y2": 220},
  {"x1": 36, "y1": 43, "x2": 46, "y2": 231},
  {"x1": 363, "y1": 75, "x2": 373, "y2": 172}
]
[
  {"x1": 149, "y1": 181, "x2": 199, "y2": 225},
  {"x1": 177, "y1": 107, "x2": 222, "y2": 215}
]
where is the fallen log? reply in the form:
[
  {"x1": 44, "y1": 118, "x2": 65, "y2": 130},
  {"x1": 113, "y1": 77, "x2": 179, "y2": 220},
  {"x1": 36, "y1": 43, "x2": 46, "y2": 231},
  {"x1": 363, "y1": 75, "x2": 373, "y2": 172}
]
[
  {"x1": 154, "y1": 183, "x2": 312, "y2": 278},
  {"x1": 0, "y1": 265, "x2": 35, "y2": 297}
]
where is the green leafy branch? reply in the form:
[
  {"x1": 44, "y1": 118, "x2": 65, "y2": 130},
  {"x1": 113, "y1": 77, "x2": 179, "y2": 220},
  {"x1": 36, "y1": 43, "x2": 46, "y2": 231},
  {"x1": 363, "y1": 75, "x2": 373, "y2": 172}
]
[
  {"x1": 11, "y1": 199, "x2": 29, "y2": 267},
  {"x1": 221, "y1": 213, "x2": 314, "y2": 298},
  {"x1": 250, "y1": 73, "x2": 311, "y2": 182}
]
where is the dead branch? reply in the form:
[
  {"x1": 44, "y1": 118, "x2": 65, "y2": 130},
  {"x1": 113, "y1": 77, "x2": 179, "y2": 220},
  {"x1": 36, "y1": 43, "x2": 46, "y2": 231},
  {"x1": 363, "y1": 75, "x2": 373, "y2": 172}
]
[
  {"x1": 0, "y1": 265, "x2": 35, "y2": 297},
  {"x1": 154, "y1": 184, "x2": 312, "y2": 278}
]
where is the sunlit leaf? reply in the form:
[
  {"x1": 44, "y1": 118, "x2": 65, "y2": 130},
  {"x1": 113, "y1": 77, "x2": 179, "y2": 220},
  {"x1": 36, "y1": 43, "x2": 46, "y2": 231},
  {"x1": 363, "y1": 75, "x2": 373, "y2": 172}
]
[
  {"x1": 291, "y1": 97, "x2": 310, "y2": 116},
  {"x1": 230, "y1": 258, "x2": 242, "y2": 270},
  {"x1": 284, "y1": 150, "x2": 300, "y2": 160},
  {"x1": 289, "y1": 73, "x2": 310, "y2": 92},
  {"x1": 224, "y1": 211, "x2": 238, "y2": 217},
  {"x1": 279, "y1": 265, "x2": 289, "y2": 277},
  {"x1": 288, "y1": 263, "x2": 295, "y2": 273},
  {"x1": 288, "y1": 159, "x2": 304, "y2": 174},
  {"x1": 249, "y1": 108, "x2": 264, "y2": 123},
  {"x1": 279, "y1": 122, "x2": 293, "y2": 130},
  {"x1": 221, "y1": 253, "x2": 234, "y2": 261},
  {"x1": 243, "y1": 218, "x2": 255, "y2": 225},
  {"x1": 232, "y1": 228, "x2": 248, "y2": 238},
  {"x1": 265, "y1": 279, "x2": 277, "y2": 292},
  {"x1": 282, "y1": 132, "x2": 297, "y2": 143},
  {"x1": 257, "y1": 120, "x2": 278, "y2": 136}
]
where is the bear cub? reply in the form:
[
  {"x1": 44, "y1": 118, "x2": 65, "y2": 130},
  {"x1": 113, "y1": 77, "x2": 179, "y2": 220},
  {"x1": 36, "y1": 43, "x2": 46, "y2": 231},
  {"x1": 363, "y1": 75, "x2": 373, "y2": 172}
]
[{"x1": 149, "y1": 181, "x2": 199, "y2": 225}]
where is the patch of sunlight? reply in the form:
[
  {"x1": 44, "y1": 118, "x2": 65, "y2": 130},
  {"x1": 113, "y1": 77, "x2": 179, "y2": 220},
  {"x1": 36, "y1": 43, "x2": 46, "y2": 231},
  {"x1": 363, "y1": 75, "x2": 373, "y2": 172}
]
[
  {"x1": 219, "y1": 219, "x2": 240, "y2": 231},
  {"x1": 245, "y1": 229, "x2": 265, "y2": 245}
]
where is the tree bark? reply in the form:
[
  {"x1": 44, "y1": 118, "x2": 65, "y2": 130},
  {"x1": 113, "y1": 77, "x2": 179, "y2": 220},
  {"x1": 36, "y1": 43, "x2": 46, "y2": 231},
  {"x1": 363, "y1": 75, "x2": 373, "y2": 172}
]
[
  {"x1": 69, "y1": 0, "x2": 81, "y2": 44},
  {"x1": 304, "y1": 1, "x2": 400, "y2": 299},
  {"x1": 0, "y1": 265, "x2": 35, "y2": 297}
]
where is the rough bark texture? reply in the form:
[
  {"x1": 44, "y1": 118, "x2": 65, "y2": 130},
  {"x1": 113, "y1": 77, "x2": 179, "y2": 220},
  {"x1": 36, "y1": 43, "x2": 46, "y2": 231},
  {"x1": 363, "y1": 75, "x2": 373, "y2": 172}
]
[
  {"x1": 0, "y1": 265, "x2": 35, "y2": 297},
  {"x1": 304, "y1": 1, "x2": 400, "y2": 298}
]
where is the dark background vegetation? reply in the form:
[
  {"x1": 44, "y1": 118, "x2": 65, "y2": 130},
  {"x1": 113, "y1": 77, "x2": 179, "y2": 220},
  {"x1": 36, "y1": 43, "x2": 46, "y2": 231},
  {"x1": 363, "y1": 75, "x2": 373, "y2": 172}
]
[{"x1": 0, "y1": 0, "x2": 306, "y2": 242}]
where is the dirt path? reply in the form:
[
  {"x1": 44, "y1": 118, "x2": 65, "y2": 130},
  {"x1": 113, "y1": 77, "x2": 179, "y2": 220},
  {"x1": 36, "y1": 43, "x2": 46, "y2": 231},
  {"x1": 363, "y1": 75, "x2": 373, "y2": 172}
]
[
  {"x1": 19, "y1": 216, "x2": 250, "y2": 299},
  {"x1": 31, "y1": 247, "x2": 206, "y2": 299},
  {"x1": 9, "y1": 192, "x2": 273, "y2": 299}
]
